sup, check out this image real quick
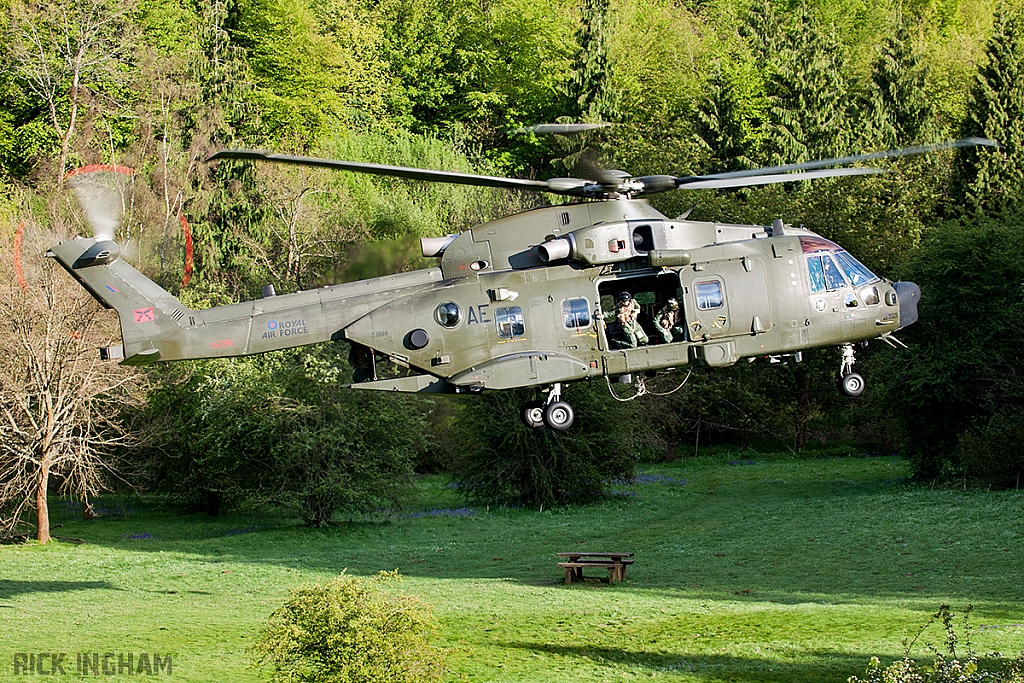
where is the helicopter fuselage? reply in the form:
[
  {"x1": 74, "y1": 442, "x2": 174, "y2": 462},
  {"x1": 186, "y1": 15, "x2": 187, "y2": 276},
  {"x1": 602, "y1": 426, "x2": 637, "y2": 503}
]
[
  {"x1": 49, "y1": 199, "x2": 916, "y2": 408},
  {"x1": 341, "y1": 199, "x2": 913, "y2": 393}
]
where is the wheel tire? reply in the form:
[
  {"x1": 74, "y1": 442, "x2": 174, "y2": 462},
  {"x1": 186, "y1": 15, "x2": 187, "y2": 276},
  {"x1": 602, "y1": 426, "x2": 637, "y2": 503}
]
[
  {"x1": 521, "y1": 401, "x2": 545, "y2": 428},
  {"x1": 543, "y1": 401, "x2": 575, "y2": 430},
  {"x1": 840, "y1": 372, "x2": 866, "y2": 397}
]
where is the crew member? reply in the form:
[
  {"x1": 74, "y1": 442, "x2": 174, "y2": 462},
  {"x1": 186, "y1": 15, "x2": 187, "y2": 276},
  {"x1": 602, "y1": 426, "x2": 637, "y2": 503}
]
[
  {"x1": 654, "y1": 298, "x2": 684, "y2": 343},
  {"x1": 608, "y1": 292, "x2": 647, "y2": 349}
]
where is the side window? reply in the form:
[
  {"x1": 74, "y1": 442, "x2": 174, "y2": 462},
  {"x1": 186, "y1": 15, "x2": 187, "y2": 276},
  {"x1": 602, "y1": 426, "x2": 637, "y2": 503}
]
[
  {"x1": 495, "y1": 306, "x2": 525, "y2": 339},
  {"x1": 562, "y1": 298, "x2": 590, "y2": 330},
  {"x1": 695, "y1": 281, "x2": 723, "y2": 310}
]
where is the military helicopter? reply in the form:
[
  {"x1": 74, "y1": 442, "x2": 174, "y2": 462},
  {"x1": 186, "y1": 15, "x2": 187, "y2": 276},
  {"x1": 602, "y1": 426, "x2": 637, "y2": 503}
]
[{"x1": 48, "y1": 137, "x2": 994, "y2": 430}]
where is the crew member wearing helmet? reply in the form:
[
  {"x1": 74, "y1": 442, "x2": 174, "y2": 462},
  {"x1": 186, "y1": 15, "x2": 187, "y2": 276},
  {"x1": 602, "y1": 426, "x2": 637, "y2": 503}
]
[
  {"x1": 616, "y1": 291, "x2": 640, "y2": 324},
  {"x1": 609, "y1": 292, "x2": 647, "y2": 349},
  {"x1": 654, "y1": 297, "x2": 684, "y2": 343}
]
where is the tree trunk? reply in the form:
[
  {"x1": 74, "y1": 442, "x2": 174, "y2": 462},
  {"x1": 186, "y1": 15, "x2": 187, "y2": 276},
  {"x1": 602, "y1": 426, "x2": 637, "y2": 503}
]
[{"x1": 36, "y1": 461, "x2": 51, "y2": 544}]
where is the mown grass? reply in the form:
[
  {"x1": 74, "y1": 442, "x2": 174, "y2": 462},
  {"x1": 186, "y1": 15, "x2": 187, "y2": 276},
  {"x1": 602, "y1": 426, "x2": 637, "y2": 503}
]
[{"x1": 2, "y1": 452, "x2": 1023, "y2": 682}]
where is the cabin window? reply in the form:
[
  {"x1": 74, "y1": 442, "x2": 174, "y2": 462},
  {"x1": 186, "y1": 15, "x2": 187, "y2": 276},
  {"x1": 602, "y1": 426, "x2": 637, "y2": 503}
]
[
  {"x1": 807, "y1": 254, "x2": 846, "y2": 292},
  {"x1": 562, "y1": 298, "x2": 591, "y2": 330},
  {"x1": 434, "y1": 302, "x2": 461, "y2": 328},
  {"x1": 695, "y1": 281, "x2": 723, "y2": 310},
  {"x1": 834, "y1": 250, "x2": 880, "y2": 287},
  {"x1": 495, "y1": 306, "x2": 525, "y2": 338},
  {"x1": 861, "y1": 286, "x2": 880, "y2": 306}
]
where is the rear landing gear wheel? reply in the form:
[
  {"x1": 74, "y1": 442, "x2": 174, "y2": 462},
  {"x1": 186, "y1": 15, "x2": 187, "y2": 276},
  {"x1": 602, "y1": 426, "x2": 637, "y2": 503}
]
[
  {"x1": 840, "y1": 372, "x2": 865, "y2": 397},
  {"x1": 521, "y1": 401, "x2": 545, "y2": 429},
  {"x1": 543, "y1": 401, "x2": 575, "y2": 430}
]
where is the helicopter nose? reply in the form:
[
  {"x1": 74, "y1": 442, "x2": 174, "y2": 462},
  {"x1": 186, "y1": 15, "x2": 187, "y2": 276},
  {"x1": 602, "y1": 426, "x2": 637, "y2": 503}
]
[{"x1": 893, "y1": 281, "x2": 921, "y2": 329}]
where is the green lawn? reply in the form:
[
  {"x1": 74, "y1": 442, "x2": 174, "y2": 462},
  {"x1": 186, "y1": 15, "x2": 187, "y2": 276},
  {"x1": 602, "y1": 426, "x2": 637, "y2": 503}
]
[{"x1": 3, "y1": 453, "x2": 1023, "y2": 682}]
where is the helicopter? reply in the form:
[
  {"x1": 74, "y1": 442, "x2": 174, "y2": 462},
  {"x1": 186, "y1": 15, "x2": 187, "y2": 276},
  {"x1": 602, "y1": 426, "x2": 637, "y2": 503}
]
[{"x1": 48, "y1": 137, "x2": 995, "y2": 430}]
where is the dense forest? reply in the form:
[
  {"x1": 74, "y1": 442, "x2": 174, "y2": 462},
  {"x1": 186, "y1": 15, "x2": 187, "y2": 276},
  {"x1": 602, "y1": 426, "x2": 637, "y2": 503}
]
[{"x1": 2, "y1": 0, "x2": 1024, "y2": 540}]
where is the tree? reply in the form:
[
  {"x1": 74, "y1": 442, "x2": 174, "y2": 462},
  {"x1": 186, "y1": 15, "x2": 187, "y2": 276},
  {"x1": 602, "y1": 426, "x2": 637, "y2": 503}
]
[
  {"x1": 695, "y1": 58, "x2": 770, "y2": 173},
  {"x1": 953, "y1": 5, "x2": 1024, "y2": 216},
  {"x1": 0, "y1": 222, "x2": 142, "y2": 542},
  {"x1": 882, "y1": 216, "x2": 1024, "y2": 485},
  {"x1": 864, "y1": 17, "x2": 938, "y2": 148},
  {"x1": 564, "y1": 0, "x2": 619, "y2": 124},
  {"x1": 763, "y1": 2, "x2": 853, "y2": 164},
  {"x1": 454, "y1": 383, "x2": 637, "y2": 508},
  {"x1": 6, "y1": 0, "x2": 138, "y2": 188},
  {"x1": 140, "y1": 343, "x2": 423, "y2": 524}
]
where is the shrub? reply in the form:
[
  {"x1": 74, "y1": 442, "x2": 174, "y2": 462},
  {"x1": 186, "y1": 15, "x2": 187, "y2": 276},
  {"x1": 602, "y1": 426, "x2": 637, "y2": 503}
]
[
  {"x1": 453, "y1": 383, "x2": 639, "y2": 508},
  {"x1": 252, "y1": 571, "x2": 445, "y2": 683},
  {"x1": 849, "y1": 605, "x2": 1024, "y2": 683}
]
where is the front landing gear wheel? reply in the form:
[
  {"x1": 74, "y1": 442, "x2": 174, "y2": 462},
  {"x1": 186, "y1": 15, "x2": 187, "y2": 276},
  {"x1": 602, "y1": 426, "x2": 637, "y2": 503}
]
[
  {"x1": 521, "y1": 401, "x2": 545, "y2": 429},
  {"x1": 840, "y1": 372, "x2": 866, "y2": 397},
  {"x1": 543, "y1": 401, "x2": 575, "y2": 430}
]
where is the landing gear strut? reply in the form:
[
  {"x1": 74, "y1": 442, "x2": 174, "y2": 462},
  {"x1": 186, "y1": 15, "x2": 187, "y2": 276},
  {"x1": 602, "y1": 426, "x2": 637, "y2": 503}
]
[
  {"x1": 519, "y1": 383, "x2": 575, "y2": 430},
  {"x1": 838, "y1": 343, "x2": 865, "y2": 397}
]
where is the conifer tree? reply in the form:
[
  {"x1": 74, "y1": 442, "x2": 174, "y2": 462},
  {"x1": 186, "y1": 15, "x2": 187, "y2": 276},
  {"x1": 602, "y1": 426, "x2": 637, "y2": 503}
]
[
  {"x1": 763, "y1": 3, "x2": 851, "y2": 164},
  {"x1": 954, "y1": 5, "x2": 1024, "y2": 216},
  {"x1": 866, "y1": 18, "x2": 937, "y2": 147},
  {"x1": 695, "y1": 61, "x2": 768, "y2": 173},
  {"x1": 564, "y1": 0, "x2": 619, "y2": 123}
]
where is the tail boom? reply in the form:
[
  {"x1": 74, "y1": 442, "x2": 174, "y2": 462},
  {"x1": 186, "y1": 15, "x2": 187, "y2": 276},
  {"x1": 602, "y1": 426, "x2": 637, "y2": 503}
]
[{"x1": 48, "y1": 236, "x2": 443, "y2": 364}]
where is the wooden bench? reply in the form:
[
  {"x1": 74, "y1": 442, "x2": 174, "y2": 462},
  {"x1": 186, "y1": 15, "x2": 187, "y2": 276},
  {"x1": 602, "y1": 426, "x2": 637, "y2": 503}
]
[{"x1": 557, "y1": 552, "x2": 634, "y2": 584}]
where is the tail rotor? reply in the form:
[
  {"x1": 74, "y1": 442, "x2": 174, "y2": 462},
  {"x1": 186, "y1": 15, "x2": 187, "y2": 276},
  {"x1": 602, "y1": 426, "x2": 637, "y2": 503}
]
[{"x1": 66, "y1": 165, "x2": 135, "y2": 241}]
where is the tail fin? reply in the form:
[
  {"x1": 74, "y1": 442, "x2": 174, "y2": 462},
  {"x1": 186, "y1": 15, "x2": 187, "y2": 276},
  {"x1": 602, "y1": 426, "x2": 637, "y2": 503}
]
[{"x1": 47, "y1": 236, "x2": 192, "y2": 365}]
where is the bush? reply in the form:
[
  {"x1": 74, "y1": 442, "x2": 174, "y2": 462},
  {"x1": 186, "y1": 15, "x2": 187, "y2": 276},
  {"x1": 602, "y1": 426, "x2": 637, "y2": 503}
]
[
  {"x1": 849, "y1": 605, "x2": 1024, "y2": 683},
  {"x1": 453, "y1": 383, "x2": 639, "y2": 508},
  {"x1": 252, "y1": 571, "x2": 445, "y2": 683},
  {"x1": 882, "y1": 217, "x2": 1024, "y2": 486}
]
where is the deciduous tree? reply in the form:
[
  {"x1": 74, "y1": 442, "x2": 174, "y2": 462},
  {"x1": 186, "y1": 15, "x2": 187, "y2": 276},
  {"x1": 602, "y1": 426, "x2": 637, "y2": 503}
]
[
  {"x1": 0, "y1": 222, "x2": 142, "y2": 542},
  {"x1": 6, "y1": 0, "x2": 137, "y2": 188}
]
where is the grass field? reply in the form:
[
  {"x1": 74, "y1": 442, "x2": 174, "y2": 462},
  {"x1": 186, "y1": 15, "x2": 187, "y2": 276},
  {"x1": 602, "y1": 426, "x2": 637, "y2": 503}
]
[{"x1": 2, "y1": 452, "x2": 1023, "y2": 682}]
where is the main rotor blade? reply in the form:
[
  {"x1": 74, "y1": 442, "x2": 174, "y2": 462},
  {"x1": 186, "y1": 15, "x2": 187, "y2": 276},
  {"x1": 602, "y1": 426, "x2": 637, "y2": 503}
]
[
  {"x1": 207, "y1": 149, "x2": 564, "y2": 193},
  {"x1": 514, "y1": 123, "x2": 613, "y2": 135},
  {"x1": 673, "y1": 166, "x2": 888, "y2": 190},
  {"x1": 697, "y1": 137, "x2": 999, "y2": 182}
]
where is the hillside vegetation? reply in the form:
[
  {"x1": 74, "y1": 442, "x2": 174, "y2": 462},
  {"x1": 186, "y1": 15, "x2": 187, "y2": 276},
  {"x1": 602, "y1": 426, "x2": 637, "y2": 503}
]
[{"x1": 2, "y1": 0, "x2": 1024, "y2": 536}]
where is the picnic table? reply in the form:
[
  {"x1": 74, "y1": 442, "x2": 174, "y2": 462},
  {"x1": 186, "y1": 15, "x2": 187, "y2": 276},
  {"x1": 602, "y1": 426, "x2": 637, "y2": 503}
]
[{"x1": 557, "y1": 551, "x2": 634, "y2": 584}]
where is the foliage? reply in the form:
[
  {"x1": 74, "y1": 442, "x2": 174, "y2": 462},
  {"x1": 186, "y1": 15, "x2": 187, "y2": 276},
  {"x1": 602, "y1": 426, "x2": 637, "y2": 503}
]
[
  {"x1": 139, "y1": 344, "x2": 422, "y2": 524},
  {"x1": 2, "y1": 0, "x2": 1022, "y2": 505},
  {"x1": 4, "y1": 0, "x2": 140, "y2": 184},
  {"x1": 454, "y1": 383, "x2": 638, "y2": 508},
  {"x1": 865, "y1": 18, "x2": 940, "y2": 148},
  {"x1": 564, "y1": 0, "x2": 618, "y2": 124},
  {"x1": 882, "y1": 215, "x2": 1024, "y2": 486},
  {"x1": 763, "y1": 2, "x2": 853, "y2": 164},
  {"x1": 850, "y1": 605, "x2": 1024, "y2": 683},
  {"x1": 252, "y1": 571, "x2": 445, "y2": 683},
  {"x1": 954, "y1": 4, "x2": 1024, "y2": 217}
]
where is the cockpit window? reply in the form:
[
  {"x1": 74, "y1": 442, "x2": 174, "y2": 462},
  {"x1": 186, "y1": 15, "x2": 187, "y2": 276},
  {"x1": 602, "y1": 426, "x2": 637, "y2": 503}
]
[
  {"x1": 496, "y1": 306, "x2": 525, "y2": 339},
  {"x1": 562, "y1": 298, "x2": 590, "y2": 330},
  {"x1": 834, "y1": 250, "x2": 880, "y2": 287},
  {"x1": 807, "y1": 254, "x2": 846, "y2": 292}
]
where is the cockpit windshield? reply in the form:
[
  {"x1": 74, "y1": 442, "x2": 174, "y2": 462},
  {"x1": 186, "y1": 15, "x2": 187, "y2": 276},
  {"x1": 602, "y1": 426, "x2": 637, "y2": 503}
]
[{"x1": 833, "y1": 250, "x2": 879, "y2": 287}]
